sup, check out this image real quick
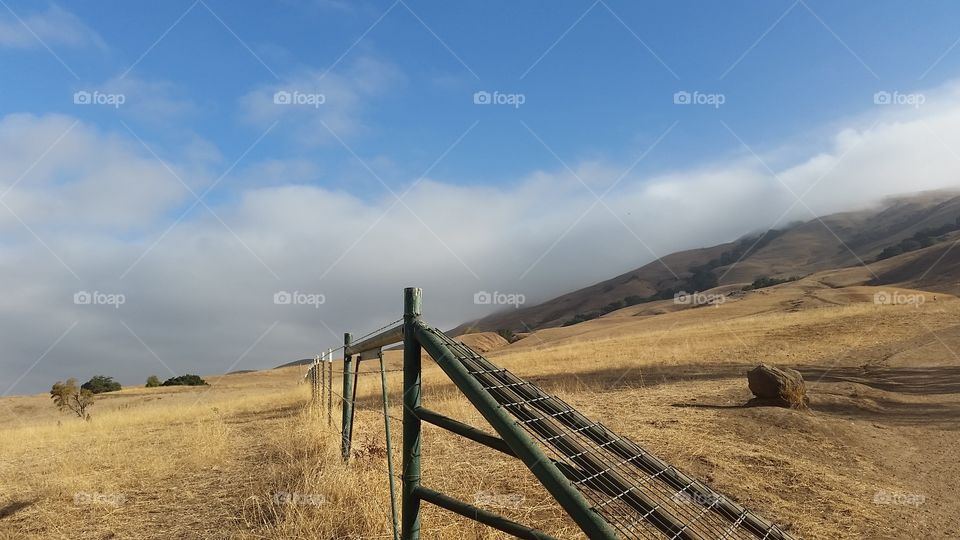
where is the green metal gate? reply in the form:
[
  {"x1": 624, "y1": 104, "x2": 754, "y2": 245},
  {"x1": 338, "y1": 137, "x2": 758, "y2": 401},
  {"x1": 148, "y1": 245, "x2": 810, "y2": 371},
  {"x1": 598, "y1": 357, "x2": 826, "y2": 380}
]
[{"x1": 337, "y1": 287, "x2": 796, "y2": 540}]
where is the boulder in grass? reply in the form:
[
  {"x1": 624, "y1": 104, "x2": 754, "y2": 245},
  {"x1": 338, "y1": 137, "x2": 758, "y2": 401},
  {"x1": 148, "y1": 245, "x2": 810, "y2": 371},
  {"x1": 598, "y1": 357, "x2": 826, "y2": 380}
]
[{"x1": 746, "y1": 363, "x2": 809, "y2": 409}]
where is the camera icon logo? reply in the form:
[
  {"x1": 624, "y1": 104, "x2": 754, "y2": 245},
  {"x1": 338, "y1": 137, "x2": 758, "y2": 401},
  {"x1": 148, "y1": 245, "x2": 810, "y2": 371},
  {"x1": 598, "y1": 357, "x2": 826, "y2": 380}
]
[
  {"x1": 274, "y1": 291, "x2": 293, "y2": 305},
  {"x1": 473, "y1": 91, "x2": 491, "y2": 105},
  {"x1": 873, "y1": 91, "x2": 892, "y2": 105},
  {"x1": 673, "y1": 290, "x2": 692, "y2": 305},
  {"x1": 74, "y1": 290, "x2": 92, "y2": 304},
  {"x1": 273, "y1": 90, "x2": 292, "y2": 105},
  {"x1": 73, "y1": 91, "x2": 92, "y2": 105},
  {"x1": 873, "y1": 291, "x2": 891, "y2": 305},
  {"x1": 473, "y1": 291, "x2": 492, "y2": 305},
  {"x1": 673, "y1": 91, "x2": 691, "y2": 105}
]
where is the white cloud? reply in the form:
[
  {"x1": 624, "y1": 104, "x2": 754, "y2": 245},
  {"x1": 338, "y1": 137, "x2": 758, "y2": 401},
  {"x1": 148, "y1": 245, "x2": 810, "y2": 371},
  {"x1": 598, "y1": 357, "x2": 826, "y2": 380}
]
[
  {"x1": 94, "y1": 76, "x2": 200, "y2": 126},
  {"x1": 4, "y1": 80, "x2": 960, "y2": 395},
  {"x1": 0, "y1": 4, "x2": 104, "y2": 50},
  {"x1": 239, "y1": 56, "x2": 403, "y2": 145},
  {"x1": 0, "y1": 114, "x2": 199, "y2": 233}
]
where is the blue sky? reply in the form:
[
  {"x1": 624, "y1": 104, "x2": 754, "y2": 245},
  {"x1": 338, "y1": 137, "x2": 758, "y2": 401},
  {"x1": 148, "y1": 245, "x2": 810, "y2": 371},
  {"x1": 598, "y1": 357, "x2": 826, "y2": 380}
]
[
  {"x1": 6, "y1": 0, "x2": 960, "y2": 193},
  {"x1": 4, "y1": 1, "x2": 960, "y2": 394}
]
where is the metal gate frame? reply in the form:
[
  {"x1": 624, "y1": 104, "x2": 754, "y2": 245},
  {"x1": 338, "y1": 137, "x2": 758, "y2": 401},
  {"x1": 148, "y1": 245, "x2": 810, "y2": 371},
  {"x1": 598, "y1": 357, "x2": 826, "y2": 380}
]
[{"x1": 337, "y1": 287, "x2": 794, "y2": 540}]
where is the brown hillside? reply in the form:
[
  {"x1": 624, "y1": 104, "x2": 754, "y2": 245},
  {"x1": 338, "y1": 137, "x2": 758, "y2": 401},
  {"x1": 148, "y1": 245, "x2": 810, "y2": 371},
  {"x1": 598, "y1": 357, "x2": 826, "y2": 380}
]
[{"x1": 460, "y1": 190, "x2": 960, "y2": 333}]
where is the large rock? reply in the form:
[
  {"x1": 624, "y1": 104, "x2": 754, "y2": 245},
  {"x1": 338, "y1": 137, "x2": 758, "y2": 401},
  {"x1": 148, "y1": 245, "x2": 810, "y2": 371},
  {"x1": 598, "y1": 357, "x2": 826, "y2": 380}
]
[{"x1": 746, "y1": 363, "x2": 809, "y2": 409}]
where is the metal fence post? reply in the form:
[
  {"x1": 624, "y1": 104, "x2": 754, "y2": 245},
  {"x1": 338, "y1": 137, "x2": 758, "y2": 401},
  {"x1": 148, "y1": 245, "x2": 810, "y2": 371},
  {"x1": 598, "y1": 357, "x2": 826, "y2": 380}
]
[
  {"x1": 319, "y1": 353, "x2": 325, "y2": 411},
  {"x1": 380, "y1": 350, "x2": 400, "y2": 540},
  {"x1": 327, "y1": 350, "x2": 333, "y2": 428},
  {"x1": 312, "y1": 355, "x2": 320, "y2": 408},
  {"x1": 341, "y1": 332, "x2": 354, "y2": 461},
  {"x1": 401, "y1": 287, "x2": 422, "y2": 540}
]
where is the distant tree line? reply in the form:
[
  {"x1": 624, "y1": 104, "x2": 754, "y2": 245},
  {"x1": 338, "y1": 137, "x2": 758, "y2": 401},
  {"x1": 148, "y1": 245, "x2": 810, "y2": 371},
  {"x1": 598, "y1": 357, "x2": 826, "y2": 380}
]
[
  {"x1": 49, "y1": 373, "x2": 208, "y2": 420},
  {"x1": 875, "y1": 217, "x2": 960, "y2": 261}
]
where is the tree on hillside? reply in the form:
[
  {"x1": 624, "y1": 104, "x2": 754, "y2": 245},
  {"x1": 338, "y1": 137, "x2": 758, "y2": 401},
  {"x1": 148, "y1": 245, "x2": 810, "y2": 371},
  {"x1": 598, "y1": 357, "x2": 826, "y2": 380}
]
[
  {"x1": 496, "y1": 328, "x2": 518, "y2": 343},
  {"x1": 145, "y1": 375, "x2": 161, "y2": 388},
  {"x1": 161, "y1": 374, "x2": 208, "y2": 387},
  {"x1": 81, "y1": 375, "x2": 122, "y2": 394},
  {"x1": 50, "y1": 378, "x2": 94, "y2": 419},
  {"x1": 687, "y1": 269, "x2": 719, "y2": 292}
]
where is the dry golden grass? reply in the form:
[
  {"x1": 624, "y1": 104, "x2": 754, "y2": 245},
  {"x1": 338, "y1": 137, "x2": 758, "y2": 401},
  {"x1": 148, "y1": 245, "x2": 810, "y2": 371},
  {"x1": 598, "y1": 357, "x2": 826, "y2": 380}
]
[{"x1": 2, "y1": 278, "x2": 959, "y2": 539}]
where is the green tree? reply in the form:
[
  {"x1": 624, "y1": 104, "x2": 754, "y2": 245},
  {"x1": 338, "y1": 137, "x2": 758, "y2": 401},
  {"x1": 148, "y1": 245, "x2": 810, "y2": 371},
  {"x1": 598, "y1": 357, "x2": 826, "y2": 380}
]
[
  {"x1": 687, "y1": 269, "x2": 719, "y2": 292},
  {"x1": 50, "y1": 378, "x2": 94, "y2": 419},
  {"x1": 161, "y1": 374, "x2": 208, "y2": 387},
  {"x1": 81, "y1": 375, "x2": 122, "y2": 394},
  {"x1": 145, "y1": 375, "x2": 161, "y2": 388}
]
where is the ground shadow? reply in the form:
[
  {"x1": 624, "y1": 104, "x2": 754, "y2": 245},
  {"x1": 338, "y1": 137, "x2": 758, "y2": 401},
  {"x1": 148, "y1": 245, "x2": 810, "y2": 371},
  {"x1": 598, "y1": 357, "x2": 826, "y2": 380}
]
[
  {"x1": 0, "y1": 500, "x2": 34, "y2": 520},
  {"x1": 812, "y1": 397, "x2": 960, "y2": 429},
  {"x1": 799, "y1": 365, "x2": 960, "y2": 394},
  {"x1": 671, "y1": 403, "x2": 748, "y2": 410}
]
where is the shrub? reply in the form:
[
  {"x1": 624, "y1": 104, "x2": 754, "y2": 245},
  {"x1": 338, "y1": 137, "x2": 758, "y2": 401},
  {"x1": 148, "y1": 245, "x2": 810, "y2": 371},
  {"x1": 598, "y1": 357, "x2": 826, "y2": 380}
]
[
  {"x1": 81, "y1": 375, "x2": 121, "y2": 394},
  {"x1": 161, "y1": 374, "x2": 208, "y2": 387},
  {"x1": 145, "y1": 375, "x2": 161, "y2": 388},
  {"x1": 562, "y1": 311, "x2": 601, "y2": 327},
  {"x1": 600, "y1": 300, "x2": 625, "y2": 315},
  {"x1": 50, "y1": 378, "x2": 94, "y2": 419},
  {"x1": 876, "y1": 245, "x2": 904, "y2": 261},
  {"x1": 496, "y1": 329, "x2": 519, "y2": 343}
]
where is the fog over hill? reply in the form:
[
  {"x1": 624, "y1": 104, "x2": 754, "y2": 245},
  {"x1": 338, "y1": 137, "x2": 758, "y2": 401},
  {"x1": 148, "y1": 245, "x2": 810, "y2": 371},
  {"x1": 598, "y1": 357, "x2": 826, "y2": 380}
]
[
  {"x1": 454, "y1": 191, "x2": 960, "y2": 333},
  {"x1": 5, "y1": 80, "x2": 960, "y2": 394}
]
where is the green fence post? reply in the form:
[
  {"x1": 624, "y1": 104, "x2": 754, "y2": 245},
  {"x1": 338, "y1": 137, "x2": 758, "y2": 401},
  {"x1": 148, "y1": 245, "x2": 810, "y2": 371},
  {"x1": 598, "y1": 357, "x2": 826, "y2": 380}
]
[
  {"x1": 341, "y1": 332, "x2": 354, "y2": 462},
  {"x1": 381, "y1": 350, "x2": 400, "y2": 540},
  {"x1": 401, "y1": 287, "x2": 422, "y2": 540},
  {"x1": 327, "y1": 352, "x2": 333, "y2": 428}
]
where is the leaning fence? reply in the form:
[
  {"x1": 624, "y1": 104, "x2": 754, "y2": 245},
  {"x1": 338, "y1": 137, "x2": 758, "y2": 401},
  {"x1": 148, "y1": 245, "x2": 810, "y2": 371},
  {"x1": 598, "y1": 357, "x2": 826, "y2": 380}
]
[{"x1": 312, "y1": 287, "x2": 796, "y2": 540}]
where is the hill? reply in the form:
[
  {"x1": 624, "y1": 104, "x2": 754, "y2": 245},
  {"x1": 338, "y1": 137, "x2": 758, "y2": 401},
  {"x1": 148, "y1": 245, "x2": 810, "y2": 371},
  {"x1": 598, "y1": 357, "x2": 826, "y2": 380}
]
[
  {"x1": 455, "y1": 190, "x2": 960, "y2": 333},
  {"x1": 275, "y1": 358, "x2": 317, "y2": 369}
]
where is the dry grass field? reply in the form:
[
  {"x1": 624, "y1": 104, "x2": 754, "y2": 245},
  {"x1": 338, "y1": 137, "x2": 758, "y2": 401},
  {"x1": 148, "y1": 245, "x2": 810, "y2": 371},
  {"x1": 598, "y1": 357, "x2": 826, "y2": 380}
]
[{"x1": 2, "y1": 275, "x2": 959, "y2": 539}]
